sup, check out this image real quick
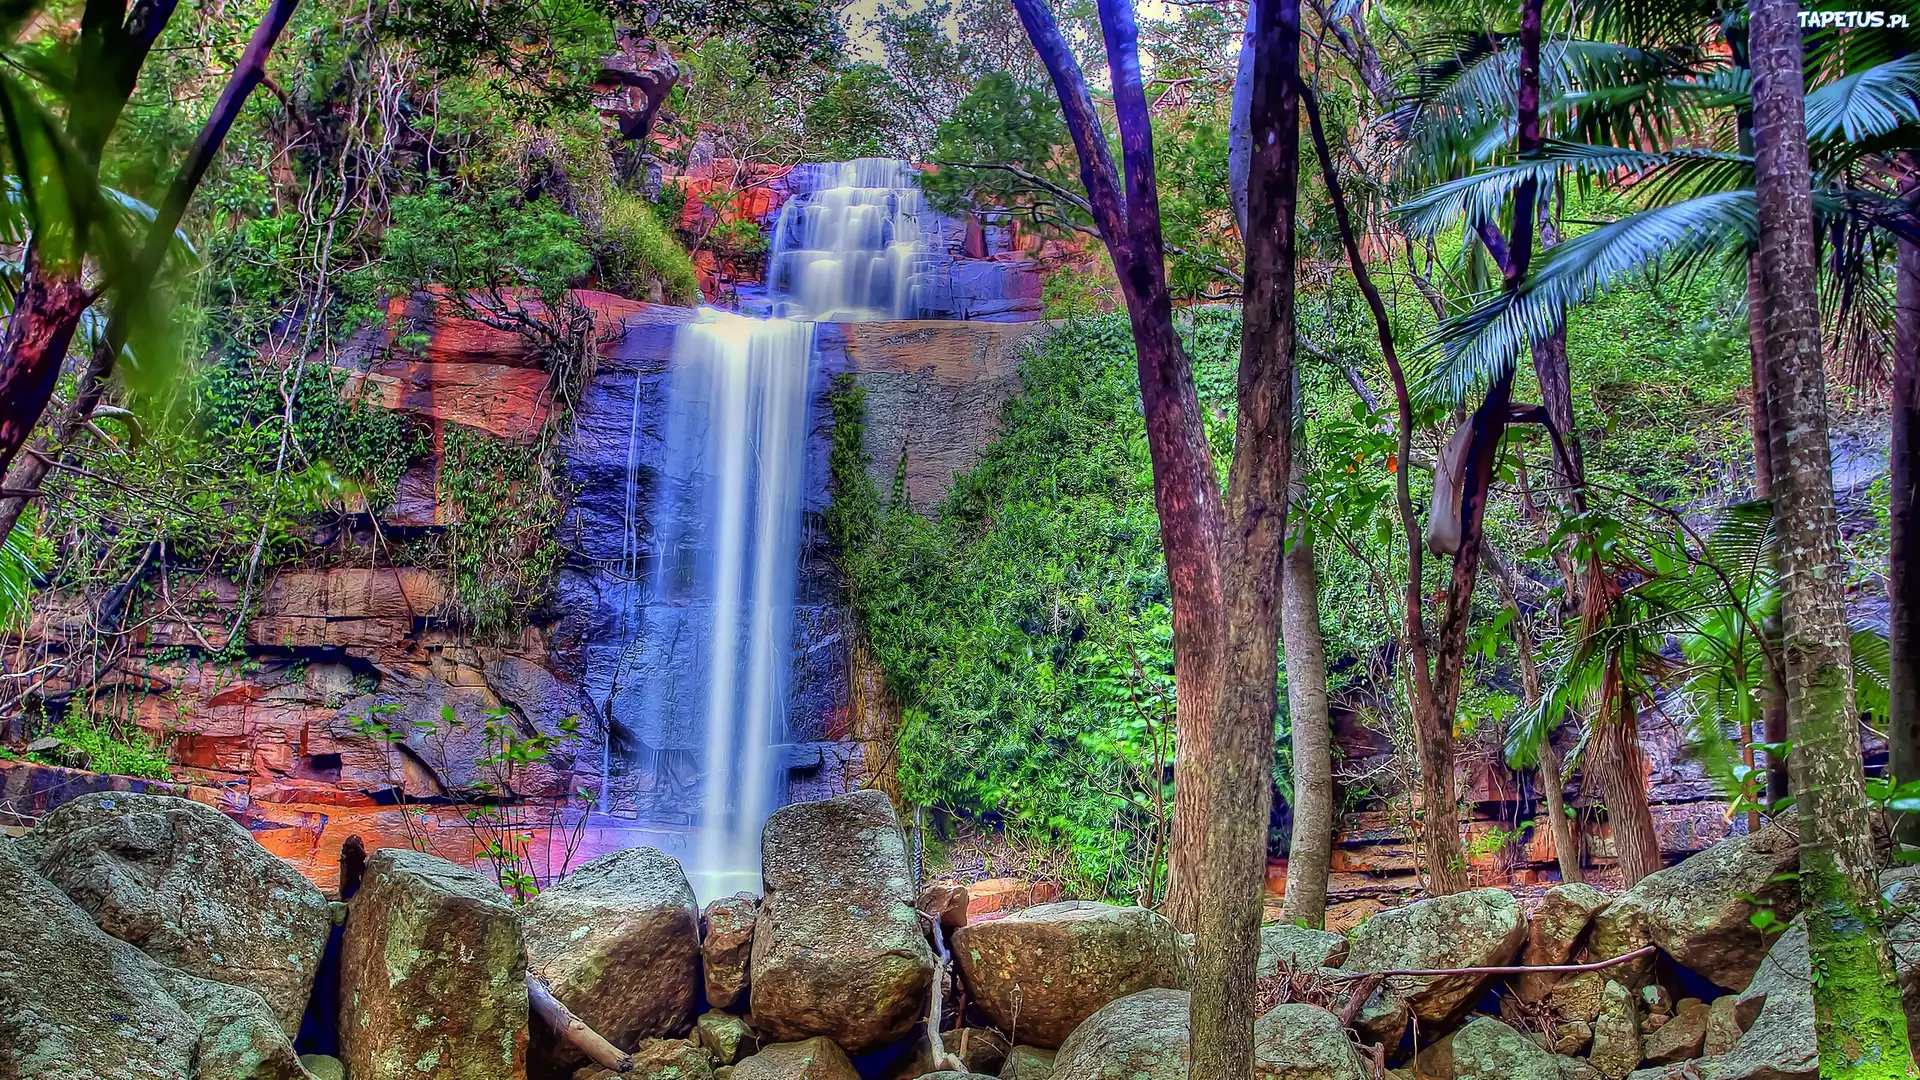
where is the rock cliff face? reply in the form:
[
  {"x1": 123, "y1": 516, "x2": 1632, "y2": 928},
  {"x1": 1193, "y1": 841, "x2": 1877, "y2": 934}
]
[{"x1": 0, "y1": 292, "x2": 1052, "y2": 890}]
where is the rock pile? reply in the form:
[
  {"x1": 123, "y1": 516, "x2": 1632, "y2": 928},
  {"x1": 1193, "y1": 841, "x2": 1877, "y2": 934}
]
[{"x1": 2, "y1": 789, "x2": 1856, "y2": 1080}]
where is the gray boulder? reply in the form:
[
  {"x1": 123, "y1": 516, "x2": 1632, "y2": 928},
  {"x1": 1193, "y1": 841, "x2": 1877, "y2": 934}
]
[
  {"x1": 1252, "y1": 1002, "x2": 1370, "y2": 1080},
  {"x1": 338, "y1": 848, "x2": 528, "y2": 1080},
  {"x1": 1050, "y1": 989, "x2": 1190, "y2": 1080},
  {"x1": 0, "y1": 840, "x2": 303, "y2": 1080},
  {"x1": 1002, "y1": 1047, "x2": 1056, "y2": 1080},
  {"x1": 23, "y1": 791, "x2": 330, "y2": 1034},
  {"x1": 1447, "y1": 1016, "x2": 1566, "y2": 1080},
  {"x1": 954, "y1": 900, "x2": 1184, "y2": 1049},
  {"x1": 1706, "y1": 922, "x2": 1814, "y2": 1080},
  {"x1": 1258, "y1": 924, "x2": 1350, "y2": 976},
  {"x1": 1590, "y1": 815, "x2": 1801, "y2": 991},
  {"x1": 750, "y1": 790, "x2": 934, "y2": 1054},
  {"x1": 732, "y1": 1038, "x2": 861, "y2": 1080},
  {"x1": 1339, "y1": 888, "x2": 1527, "y2": 1043},
  {"x1": 1513, "y1": 883, "x2": 1609, "y2": 1003},
  {"x1": 522, "y1": 845, "x2": 701, "y2": 1067},
  {"x1": 1643, "y1": 999, "x2": 1711, "y2": 1064}
]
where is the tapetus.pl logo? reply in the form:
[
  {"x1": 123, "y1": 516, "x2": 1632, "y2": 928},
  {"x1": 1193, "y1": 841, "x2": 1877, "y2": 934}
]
[{"x1": 1796, "y1": 8, "x2": 1913, "y2": 27}]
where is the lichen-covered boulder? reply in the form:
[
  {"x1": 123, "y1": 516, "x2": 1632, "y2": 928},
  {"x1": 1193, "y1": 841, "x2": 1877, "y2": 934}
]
[
  {"x1": 300, "y1": 1056, "x2": 348, "y2": 1080},
  {"x1": 1252, "y1": 1003, "x2": 1370, "y2": 1080},
  {"x1": 522, "y1": 845, "x2": 700, "y2": 1068},
  {"x1": 1001, "y1": 1046, "x2": 1056, "y2": 1080},
  {"x1": 954, "y1": 900, "x2": 1183, "y2": 1049},
  {"x1": 1588, "y1": 980, "x2": 1643, "y2": 1080},
  {"x1": 1338, "y1": 888, "x2": 1527, "y2": 1042},
  {"x1": 697, "y1": 1012, "x2": 759, "y2": 1066},
  {"x1": 1446, "y1": 1016, "x2": 1566, "y2": 1080},
  {"x1": 626, "y1": 1038, "x2": 716, "y2": 1080},
  {"x1": 1050, "y1": 989, "x2": 1190, "y2": 1080},
  {"x1": 1258, "y1": 923, "x2": 1350, "y2": 976},
  {"x1": 1710, "y1": 921, "x2": 1814, "y2": 1080},
  {"x1": 750, "y1": 790, "x2": 934, "y2": 1054},
  {"x1": 0, "y1": 840, "x2": 304, "y2": 1080},
  {"x1": 1513, "y1": 883, "x2": 1609, "y2": 1002},
  {"x1": 22, "y1": 791, "x2": 330, "y2": 1034},
  {"x1": 1590, "y1": 815, "x2": 1802, "y2": 991},
  {"x1": 1, "y1": 839, "x2": 197, "y2": 1079},
  {"x1": 732, "y1": 1038, "x2": 861, "y2": 1080},
  {"x1": 1702, "y1": 995, "x2": 1742, "y2": 1057},
  {"x1": 703, "y1": 893, "x2": 758, "y2": 1011},
  {"x1": 338, "y1": 848, "x2": 529, "y2": 1080}
]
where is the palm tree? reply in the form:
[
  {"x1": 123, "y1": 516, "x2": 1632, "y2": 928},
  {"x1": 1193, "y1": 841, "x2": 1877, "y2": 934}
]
[{"x1": 1751, "y1": 0, "x2": 1911, "y2": 1070}]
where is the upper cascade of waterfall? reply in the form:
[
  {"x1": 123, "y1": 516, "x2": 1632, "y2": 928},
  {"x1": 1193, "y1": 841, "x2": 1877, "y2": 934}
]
[{"x1": 765, "y1": 158, "x2": 930, "y2": 322}]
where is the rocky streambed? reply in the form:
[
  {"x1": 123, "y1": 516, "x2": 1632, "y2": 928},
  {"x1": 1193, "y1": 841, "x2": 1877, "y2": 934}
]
[{"x1": 0, "y1": 787, "x2": 1901, "y2": 1080}]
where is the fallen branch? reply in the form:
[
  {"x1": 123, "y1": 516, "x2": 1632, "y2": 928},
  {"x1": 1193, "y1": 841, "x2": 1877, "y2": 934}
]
[
  {"x1": 528, "y1": 974, "x2": 632, "y2": 1073},
  {"x1": 921, "y1": 911, "x2": 966, "y2": 1072},
  {"x1": 1327, "y1": 944, "x2": 1658, "y2": 980}
]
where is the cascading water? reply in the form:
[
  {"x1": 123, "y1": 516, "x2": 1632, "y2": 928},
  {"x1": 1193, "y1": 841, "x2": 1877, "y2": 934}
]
[{"x1": 616, "y1": 159, "x2": 931, "y2": 899}]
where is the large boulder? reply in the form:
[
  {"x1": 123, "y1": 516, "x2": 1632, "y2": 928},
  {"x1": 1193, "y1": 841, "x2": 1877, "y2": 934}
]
[
  {"x1": 0, "y1": 840, "x2": 303, "y2": 1080},
  {"x1": 522, "y1": 845, "x2": 701, "y2": 1067},
  {"x1": 338, "y1": 848, "x2": 529, "y2": 1080},
  {"x1": 953, "y1": 900, "x2": 1184, "y2": 1049},
  {"x1": 1049, "y1": 989, "x2": 1190, "y2": 1080},
  {"x1": 22, "y1": 791, "x2": 330, "y2": 1034},
  {"x1": 1338, "y1": 888, "x2": 1527, "y2": 1042},
  {"x1": 1445, "y1": 1016, "x2": 1565, "y2": 1080},
  {"x1": 750, "y1": 790, "x2": 934, "y2": 1053},
  {"x1": 1252, "y1": 1003, "x2": 1370, "y2": 1080},
  {"x1": 1708, "y1": 921, "x2": 1814, "y2": 1080},
  {"x1": 1590, "y1": 815, "x2": 1802, "y2": 991},
  {"x1": 732, "y1": 1038, "x2": 861, "y2": 1080},
  {"x1": 703, "y1": 893, "x2": 758, "y2": 1011},
  {"x1": 1258, "y1": 924, "x2": 1350, "y2": 976},
  {"x1": 1513, "y1": 883, "x2": 1609, "y2": 1002}
]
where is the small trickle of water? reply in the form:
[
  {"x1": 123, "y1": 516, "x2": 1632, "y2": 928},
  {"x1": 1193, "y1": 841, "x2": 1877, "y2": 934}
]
[{"x1": 618, "y1": 159, "x2": 929, "y2": 900}]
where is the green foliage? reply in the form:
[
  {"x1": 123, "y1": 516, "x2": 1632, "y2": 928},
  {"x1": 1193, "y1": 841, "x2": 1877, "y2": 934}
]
[
  {"x1": 431, "y1": 426, "x2": 565, "y2": 640},
  {"x1": 833, "y1": 316, "x2": 1186, "y2": 898},
  {"x1": 29, "y1": 694, "x2": 172, "y2": 780},
  {"x1": 596, "y1": 186, "x2": 700, "y2": 304},
  {"x1": 381, "y1": 187, "x2": 592, "y2": 306}
]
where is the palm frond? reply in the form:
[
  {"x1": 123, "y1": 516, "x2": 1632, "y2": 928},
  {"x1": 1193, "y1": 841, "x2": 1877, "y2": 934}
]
[
  {"x1": 1804, "y1": 54, "x2": 1920, "y2": 144},
  {"x1": 1419, "y1": 190, "x2": 1758, "y2": 404}
]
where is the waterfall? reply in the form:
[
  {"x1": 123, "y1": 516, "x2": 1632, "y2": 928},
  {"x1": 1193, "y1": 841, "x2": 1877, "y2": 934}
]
[{"x1": 617, "y1": 159, "x2": 929, "y2": 899}]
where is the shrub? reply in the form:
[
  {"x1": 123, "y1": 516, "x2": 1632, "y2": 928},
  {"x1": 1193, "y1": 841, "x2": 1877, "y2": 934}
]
[{"x1": 596, "y1": 187, "x2": 701, "y2": 305}]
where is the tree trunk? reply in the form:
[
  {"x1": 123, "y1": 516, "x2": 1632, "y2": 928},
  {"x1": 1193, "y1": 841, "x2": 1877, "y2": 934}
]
[
  {"x1": 1891, "y1": 228, "x2": 1920, "y2": 845},
  {"x1": 1751, "y1": 0, "x2": 1914, "y2": 1071},
  {"x1": 1591, "y1": 660, "x2": 1662, "y2": 885},
  {"x1": 1011, "y1": 3, "x2": 1299, "y2": 1078},
  {"x1": 0, "y1": 259, "x2": 96, "y2": 480},
  {"x1": 1279, "y1": 479, "x2": 1332, "y2": 929},
  {"x1": 1746, "y1": 254, "x2": 1795, "y2": 807},
  {"x1": 1537, "y1": 735, "x2": 1581, "y2": 883}
]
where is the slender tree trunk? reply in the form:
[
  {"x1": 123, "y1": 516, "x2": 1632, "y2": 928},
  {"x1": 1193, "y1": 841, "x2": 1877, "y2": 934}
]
[
  {"x1": 1751, "y1": 0, "x2": 1915, "y2": 1072},
  {"x1": 1012, "y1": 3, "x2": 1298, "y2": 1077},
  {"x1": 1280, "y1": 475, "x2": 1332, "y2": 929},
  {"x1": 1747, "y1": 255, "x2": 1795, "y2": 806},
  {"x1": 1891, "y1": 226, "x2": 1920, "y2": 845},
  {"x1": 1537, "y1": 735, "x2": 1581, "y2": 883},
  {"x1": 1591, "y1": 660, "x2": 1663, "y2": 885}
]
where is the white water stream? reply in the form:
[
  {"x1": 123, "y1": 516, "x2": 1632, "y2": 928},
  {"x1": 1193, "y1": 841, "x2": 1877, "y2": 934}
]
[{"x1": 624, "y1": 159, "x2": 931, "y2": 898}]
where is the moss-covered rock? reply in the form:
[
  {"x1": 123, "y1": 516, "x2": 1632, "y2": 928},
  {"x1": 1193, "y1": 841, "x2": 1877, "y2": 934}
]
[
  {"x1": 21, "y1": 791, "x2": 330, "y2": 1035},
  {"x1": 1251, "y1": 1002, "x2": 1369, "y2": 1080},
  {"x1": 1588, "y1": 980, "x2": 1643, "y2": 1080},
  {"x1": 954, "y1": 900, "x2": 1183, "y2": 1049},
  {"x1": 750, "y1": 791, "x2": 933, "y2": 1054},
  {"x1": 1445, "y1": 1016, "x2": 1566, "y2": 1080},
  {"x1": 522, "y1": 845, "x2": 701, "y2": 1070},
  {"x1": 1338, "y1": 888, "x2": 1528, "y2": 1043},
  {"x1": 338, "y1": 848, "x2": 529, "y2": 1080}
]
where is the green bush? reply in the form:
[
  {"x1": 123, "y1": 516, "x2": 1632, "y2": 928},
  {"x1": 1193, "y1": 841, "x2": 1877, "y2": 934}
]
[{"x1": 596, "y1": 187, "x2": 701, "y2": 304}]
